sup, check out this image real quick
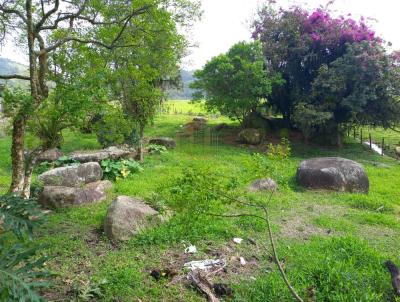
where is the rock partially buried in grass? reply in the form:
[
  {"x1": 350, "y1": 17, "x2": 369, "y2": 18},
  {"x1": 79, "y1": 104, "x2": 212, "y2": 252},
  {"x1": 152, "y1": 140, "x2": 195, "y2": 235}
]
[
  {"x1": 237, "y1": 128, "x2": 262, "y2": 145},
  {"x1": 104, "y1": 196, "x2": 161, "y2": 241},
  {"x1": 70, "y1": 146, "x2": 136, "y2": 163},
  {"x1": 39, "y1": 180, "x2": 112, "y2": 208},
  {"x1": 297, "y1": 157, "x2": 369, "y2": 193},
  {"x1": 248, "y1": 178, "x2": 277, "y2": 192},
  {"x1": 149, "y1": 137, "x2": 176, "y2": 149},
  {"x1": 38, "y1": 162, "x2": 102, "y2": 187}
]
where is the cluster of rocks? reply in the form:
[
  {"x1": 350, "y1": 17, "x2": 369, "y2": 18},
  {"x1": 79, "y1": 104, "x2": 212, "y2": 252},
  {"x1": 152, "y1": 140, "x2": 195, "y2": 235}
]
[
  {"x1": 38, "y1": 146, "x2": 137, "y2": 164},
  {"x1": 38, "y1": 162, "x2": 112, "y2": 208},
  {"x1": 38, "y1": 162, "x2": 162, "y2": 241}
]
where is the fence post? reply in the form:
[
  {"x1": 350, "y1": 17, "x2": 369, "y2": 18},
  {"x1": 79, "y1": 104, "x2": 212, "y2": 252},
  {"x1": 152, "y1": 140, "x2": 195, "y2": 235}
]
[
  {"x1": 382, "y1": 138, "x2": 384, "y2": 156},
  {"x1": 360, "y1": 129, "x2": 363, "y2": 144},
  {"x1": 369, "y1": 133, "x2": 372, "y2": 149}
]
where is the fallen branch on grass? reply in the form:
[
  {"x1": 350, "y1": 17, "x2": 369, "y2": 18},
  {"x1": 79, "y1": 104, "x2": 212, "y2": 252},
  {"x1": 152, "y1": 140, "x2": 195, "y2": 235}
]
[{"x1": 188, "y1": 270, "x2": 219, "y2": 302}]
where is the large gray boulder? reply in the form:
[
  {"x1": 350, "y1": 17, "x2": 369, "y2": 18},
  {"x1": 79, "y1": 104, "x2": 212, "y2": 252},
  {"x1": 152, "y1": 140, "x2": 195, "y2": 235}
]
[
  {"x1": 37, "y1": 148, "x2": 64, "y2": 163},
  {"x1": 104, "y1": 196, "x2": 159, "y2": 241},
  {"x1": 237, "y1": 128, "x2": 262, "y2": 145},
  {"x1": 149, "y1": 137, "x2": 176, "y2": 149},
  {"x1": 39, "y1": 180, "x2": 112, "y2": 208},
  {"x1": 248, "y1": 178, "x2": 278, "y2": 192},
  {"x1": 38, "y1": 162, "x2": 102, "y2": 187},
  {"x1": 297, "y1": 157, "x2": 369, "y2": 193},
  {"x1": 70, "y1": 146, "x2": 136, "y2": 163}
]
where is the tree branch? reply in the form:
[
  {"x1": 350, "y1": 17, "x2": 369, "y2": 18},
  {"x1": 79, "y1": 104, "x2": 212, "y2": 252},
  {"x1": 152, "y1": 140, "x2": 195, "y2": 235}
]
[
  {"x1": 34, "y1": 0, "x2": 59, "y2": 32},
  {"x1": 0, "y1": 74, "x2": 30, "y2": 81},
  {"x1": 0, "y1": 4, "x2": 28, "y2": 24}
]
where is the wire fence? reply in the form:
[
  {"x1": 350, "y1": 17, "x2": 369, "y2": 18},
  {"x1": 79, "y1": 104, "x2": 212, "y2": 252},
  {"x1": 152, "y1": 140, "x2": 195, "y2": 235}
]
[{"x1": 346, "y1": 126, "x2": 400, "y2": 157}]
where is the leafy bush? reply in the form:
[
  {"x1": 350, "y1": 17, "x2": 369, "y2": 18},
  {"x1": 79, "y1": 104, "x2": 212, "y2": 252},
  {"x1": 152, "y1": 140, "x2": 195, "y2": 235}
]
[
  {"x1": 0, "y1": 195, "x2": 51, "y2": 301},
  {"x1": 242, "y1": 138, "x2": 292, "y2": 187},
  {"x1": 94, "y1": 106, "x2": 135, "y2": 148},
  {"x1": 147, "y1": 144, "x2": 168, "y2": 155},
  {"x1": 100, "y1": 159, "x2": 143, "y2": 181}
]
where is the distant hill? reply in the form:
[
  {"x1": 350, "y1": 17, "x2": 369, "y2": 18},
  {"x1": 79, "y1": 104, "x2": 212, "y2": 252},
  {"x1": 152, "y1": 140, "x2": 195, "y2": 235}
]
[
  {"x1": 0, "y1": 57, "x2": 29, "y2": 87},
  {"x1": 167, "y1": 69, "x2": 195, "y2": 100}
]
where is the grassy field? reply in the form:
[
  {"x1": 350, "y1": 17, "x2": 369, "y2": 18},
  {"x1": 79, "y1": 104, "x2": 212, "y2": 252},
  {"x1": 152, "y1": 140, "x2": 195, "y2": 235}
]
[{"x1": 1, "y1": 101, "x2": 400, "y2": 301}]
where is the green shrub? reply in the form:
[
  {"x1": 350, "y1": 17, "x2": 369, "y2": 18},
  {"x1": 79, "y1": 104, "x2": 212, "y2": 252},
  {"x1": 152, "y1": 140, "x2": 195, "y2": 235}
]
[
  {"x1": 100, "y1": 159, "x2": 143, "y2": 181},
  {"x1": 94, "y1": 106, "x2": 134, "y2": 148},
  {"x1": 0, "y1": 195, "x2": 51, "y2": 301},
  {"x1": 147, "y1": 144, "x2": 168, "y2": 155},
  {"x1": 242, "y1": 138, "x2": 293, "y2": 187}
]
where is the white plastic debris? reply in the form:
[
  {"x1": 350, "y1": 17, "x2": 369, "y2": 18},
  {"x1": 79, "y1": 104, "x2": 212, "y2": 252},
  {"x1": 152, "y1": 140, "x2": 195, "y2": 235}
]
[
  {"x1": 240, "y1": 257, "x2": 246, "y2": 266},
  {"x1": 184, "y1": 259, "x2": 226, "y2": 271},
  {"x1": 184, "y1": 245, "x2": 197, "y2": 254},
  {"x1": 233, "y1": 237, "x2": 243, "y2": 244}
]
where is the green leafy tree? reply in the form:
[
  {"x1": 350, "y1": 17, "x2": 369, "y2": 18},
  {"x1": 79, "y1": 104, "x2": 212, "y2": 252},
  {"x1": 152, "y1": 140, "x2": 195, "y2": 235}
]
[
  {"x1": 294, "y1": 42, "x2": 400, "y2": 146},
  {"x1": 0, "y1": 0, "x2": 159, "y2": 197},
  {"x1": 191, "y1": 41, "x2": 280, "y2": 124},
  {"x1": 108, "y1": 0, "x2": 200, "y2": 160}
]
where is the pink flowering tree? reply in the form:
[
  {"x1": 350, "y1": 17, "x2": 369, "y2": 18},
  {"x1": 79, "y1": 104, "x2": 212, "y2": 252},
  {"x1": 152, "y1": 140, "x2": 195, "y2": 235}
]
[{"x1": 253, "y1": 4, "x2": 400, "y2": 145}]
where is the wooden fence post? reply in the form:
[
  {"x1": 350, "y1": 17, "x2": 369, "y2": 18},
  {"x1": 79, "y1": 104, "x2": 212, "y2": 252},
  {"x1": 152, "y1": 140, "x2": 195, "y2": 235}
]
[
  {"x1": 369, "y1": 133, "x2": 372, "y2": 149},
  {"x1": 360, "y1": 129, "x2": 363, "y2": 144},
  {"x1": 382, "y1": 138, "x2": 384, "y2": 156}
]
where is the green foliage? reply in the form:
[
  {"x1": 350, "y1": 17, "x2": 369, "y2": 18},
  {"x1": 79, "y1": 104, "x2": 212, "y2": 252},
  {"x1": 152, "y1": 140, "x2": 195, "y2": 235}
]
[
  {"x1": 292, "y1": 102, "x2": 333, "y2": 143},
  {"x1": 168, "y1": 166, "x2": 239, "y2": 214},
  {"x1": 0, "y1": 195, "x2": 44, "y2": 240},
  {"x1": 0, "y1": 241, "x2": 51, "y2": 302},
  {"x1": 71, "y1": 278, "x2": 108, "y2": 302},
  {"x1": 192, "y1": 41, "x2": 282, "y2": 123},
  {"x1": 94, "y1": 105, "x2": 134, "y2": 148},
  {"x1": 147, "y1": 144, "x2": 168, "y2": 155},
  {"x1": 0, "y1": 195, "x2": 50, "y2": 302},
  {"x1": 242, "y1": 138, "x2": 292, "y2": 187},
  {"x1": 100, "y1": 159, "x2": 143, "y2": 181}
]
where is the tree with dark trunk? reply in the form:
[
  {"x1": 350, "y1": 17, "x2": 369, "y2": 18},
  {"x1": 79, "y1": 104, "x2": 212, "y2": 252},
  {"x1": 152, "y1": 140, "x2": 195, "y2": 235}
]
[{"x1": 0, "y1": 0, "x2": 155, "y2": 197}]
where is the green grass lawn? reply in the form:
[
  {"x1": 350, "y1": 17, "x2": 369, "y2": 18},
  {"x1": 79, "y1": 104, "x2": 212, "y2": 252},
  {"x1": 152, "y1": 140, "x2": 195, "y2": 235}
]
[{"x1": 1, "y1": 101, "x2": 400, "y2": 301}]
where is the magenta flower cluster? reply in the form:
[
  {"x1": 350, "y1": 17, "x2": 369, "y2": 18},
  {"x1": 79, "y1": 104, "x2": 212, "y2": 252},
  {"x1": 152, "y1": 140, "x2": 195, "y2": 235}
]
[
  {"x1": 253, "y1": 7, "x2": 382, "y2": 49},
  {"x1": 303, "y1": 9, "x2": 380, "y2": 47}
]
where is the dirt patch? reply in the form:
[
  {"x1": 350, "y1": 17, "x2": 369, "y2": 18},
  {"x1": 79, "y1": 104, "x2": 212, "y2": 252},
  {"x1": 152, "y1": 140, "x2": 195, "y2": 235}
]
[
  {"x1": 147, "y1": 239, "x2": 265, "y2": 294},
  {"x1": 280, "y1": 216, "x2": 327, "y2": 240}
]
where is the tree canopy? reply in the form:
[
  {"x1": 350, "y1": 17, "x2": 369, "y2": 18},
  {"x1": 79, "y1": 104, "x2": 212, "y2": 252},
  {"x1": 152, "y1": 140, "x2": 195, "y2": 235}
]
[{"x1": 191, "y1": 41, "x2": 281, "y2": 123}]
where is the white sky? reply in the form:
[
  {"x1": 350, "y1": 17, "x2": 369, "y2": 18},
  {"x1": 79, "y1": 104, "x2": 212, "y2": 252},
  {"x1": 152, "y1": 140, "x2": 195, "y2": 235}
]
[
  {"x1": 1, "y1": 0, "x2": 400, "y2": 70},
  {"x1": 184, "y1": 0, "x2": 400, "y2": 69}
]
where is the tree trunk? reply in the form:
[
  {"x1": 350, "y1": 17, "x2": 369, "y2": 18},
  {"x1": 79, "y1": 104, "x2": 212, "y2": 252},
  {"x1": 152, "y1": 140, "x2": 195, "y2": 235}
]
[
  {"x1": 336, "y1": 125, "x2": 343, "y2": 148},
  {"x1": 137, "y1": 125, "x2": 145, "y2": 162},
  {"x1": 9, "y1": 117, "x2": 26, "y2": 195},
  {"x1": 22, "y1": 151, "x2": 39, "y2": 199}
]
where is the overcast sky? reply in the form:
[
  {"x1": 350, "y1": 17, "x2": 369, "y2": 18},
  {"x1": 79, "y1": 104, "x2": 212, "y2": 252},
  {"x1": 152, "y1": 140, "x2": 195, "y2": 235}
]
[
  {"x1": 184, "y1": 0, "x2": 400, "y2": 69},
  {"x1": 1, "y1": 0, "x2": 400, "y2": 70}
]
